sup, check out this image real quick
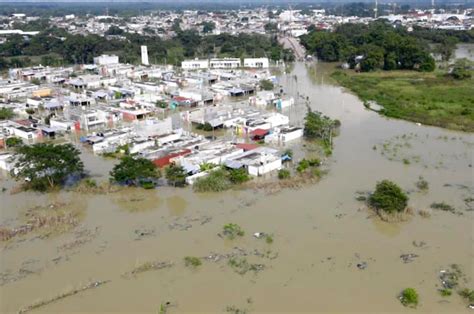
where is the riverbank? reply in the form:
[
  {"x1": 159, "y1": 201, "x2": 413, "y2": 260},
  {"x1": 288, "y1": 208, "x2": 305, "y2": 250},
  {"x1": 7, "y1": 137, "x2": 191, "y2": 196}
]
[{"x1": 331, "y1": 70, "x2": 474, "y2": 132}]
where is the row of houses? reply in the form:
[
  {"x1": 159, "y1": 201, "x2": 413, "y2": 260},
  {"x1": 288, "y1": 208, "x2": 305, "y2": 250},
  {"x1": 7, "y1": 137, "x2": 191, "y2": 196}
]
[{"x1": 182, "y1": 58, "x2": 270, "y2": 70}]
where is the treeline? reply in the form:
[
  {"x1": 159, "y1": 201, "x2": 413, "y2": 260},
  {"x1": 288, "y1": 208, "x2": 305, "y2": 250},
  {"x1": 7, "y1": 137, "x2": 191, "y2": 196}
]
[
  {"x1": 0, "y1": 27, "x2": 294, "y2": 70},
  {"x1": 300, "y1": 22, "x2": 436, "y2": 72}
]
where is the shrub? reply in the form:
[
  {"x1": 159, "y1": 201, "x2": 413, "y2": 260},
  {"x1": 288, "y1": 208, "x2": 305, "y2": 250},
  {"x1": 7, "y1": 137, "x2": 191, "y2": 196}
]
[
  {"x1": 193, "y1": 169, "x2": 231, "y2": 192},
  {"x1": 184, "y1": 256, "x2": 202, "y2": 268},
  {"x1": 228, "y1": 168, "x2": 250, "y2": 184},
  {"x1": 399, "y1": 288, "x2": 419, "y2": 308},
  {"x1": 196, "y1": 122, "x2": 213, "y2": 131},
  {"x1": 369, "y1": 180, "x2": 408, "y2": 213},
  {"x1": 222, "y1": 223, "x2": 244, "y2": 239},
  {"x1": 278, "y1": 169, "x2": 290, "y2": 180}
]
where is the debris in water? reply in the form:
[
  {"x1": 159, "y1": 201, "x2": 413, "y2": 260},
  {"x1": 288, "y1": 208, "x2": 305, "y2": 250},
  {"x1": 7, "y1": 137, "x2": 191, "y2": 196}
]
[
  {"x1": 400, "y1": 254, "x2": 419, "y2": 263},
  {"x1": 253, "y1": 232, "x2": 266, "y2": 239},
  {"x1": 357, "y1": 262, "x2": 367, "y2": 270},
  {"x1": 18, "y1": 279, "x2": 110, "y2": 313}
]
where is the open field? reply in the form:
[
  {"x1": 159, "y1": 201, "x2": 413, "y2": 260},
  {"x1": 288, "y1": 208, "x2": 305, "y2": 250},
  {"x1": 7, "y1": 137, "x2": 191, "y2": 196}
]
[{"x1": 332, "y1": 70, "x2": 474, "y2": 132}]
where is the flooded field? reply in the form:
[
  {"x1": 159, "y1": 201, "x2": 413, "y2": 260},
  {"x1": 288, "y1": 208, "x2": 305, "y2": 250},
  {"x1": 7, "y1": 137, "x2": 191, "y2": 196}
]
[{"x1": 1, "y1": 62, "x2": 473, "y2": 313}]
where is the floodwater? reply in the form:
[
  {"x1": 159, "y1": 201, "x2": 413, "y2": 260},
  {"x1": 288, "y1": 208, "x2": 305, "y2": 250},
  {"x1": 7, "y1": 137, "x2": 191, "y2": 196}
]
[{"x1": 1, "y1": 62, "x2": 473, "y2": 313}]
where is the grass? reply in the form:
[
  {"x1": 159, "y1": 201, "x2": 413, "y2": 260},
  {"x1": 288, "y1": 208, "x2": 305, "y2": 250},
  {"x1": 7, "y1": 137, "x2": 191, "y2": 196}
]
[
  {"x1": 332, "y1": 70, "x2": 474, "y2": 132},
  {"x1": 228, "y1": 257, "x2": 265, "y2": 275}
]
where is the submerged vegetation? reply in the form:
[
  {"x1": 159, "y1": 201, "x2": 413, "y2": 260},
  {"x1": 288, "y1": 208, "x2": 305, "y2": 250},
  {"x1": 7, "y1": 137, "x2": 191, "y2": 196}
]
[
  {"x1": 331, "y1": 70, "x2": 474, "y2": 131},
  {"x1": 12, "y1": 143, "x2": 84, "y2": 191},
  {"x1": 184, "y1": 256, "x2": 202, "y2": 268},
  {"x1": 369, "y1": 180, "x2": 409, "y2": 214},
  {"x1": 110, "y1": 156, "x2": 161, "y2": 188},
  {"x1": 222, "y1": 223, "x2": 245, "y2": 240},
  {"x1": 193, "y1": 167, "x2": 250, "y2": 193},
  {"x1": 399, "y1": 288, "x2": 419, "y2": 308}
]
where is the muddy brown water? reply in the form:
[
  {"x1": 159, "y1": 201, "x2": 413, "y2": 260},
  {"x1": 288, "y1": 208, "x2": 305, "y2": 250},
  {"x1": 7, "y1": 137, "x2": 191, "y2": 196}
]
[{"x1": 1, "y1": 62, "x2": 473, "y2": 313}]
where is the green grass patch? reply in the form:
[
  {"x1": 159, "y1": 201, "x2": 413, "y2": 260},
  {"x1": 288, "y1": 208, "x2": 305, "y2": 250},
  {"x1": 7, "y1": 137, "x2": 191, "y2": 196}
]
[{"x1": 332, "y1": 70, "x2": 474, "y2": 132}]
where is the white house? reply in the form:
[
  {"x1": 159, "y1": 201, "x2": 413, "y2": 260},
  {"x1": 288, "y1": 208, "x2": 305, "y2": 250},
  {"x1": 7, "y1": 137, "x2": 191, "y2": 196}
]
[
  {"x1": 243, "y1": 58, "x2": 269, "y2": 68},
  {"x1": 265, "y1": 127, "x2": 303, "y2": 144},
  {"x1": 209, "y1": 58, "x2": 241, "y2": 69},
  {"x1": 182, "y1": 59, "x2": 209, "y2": 70},
  {"x1": 93, "y1": 55, "x2": 119, "y2": 66}
]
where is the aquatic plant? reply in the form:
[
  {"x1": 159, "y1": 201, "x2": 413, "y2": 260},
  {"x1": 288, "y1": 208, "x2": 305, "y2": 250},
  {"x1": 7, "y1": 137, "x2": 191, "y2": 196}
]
[
  {"x1": 439, "y1": 288, "x2": 452, "y2": 297},
  {"x1": 459, "y1": 289, "x2": 474, "y2": 303},
  {"x1": 223, "y1": 223, "x2": 245, "y2": 239},
  {"x1": 399, "y1": 288, "x2": 419, "y2": 308},
  {"x1": 265, "y1": 234, "x2": 274, "y2": 244},
  {"x1": 369, "y1": 180, "x2": 408, "y2": 213},
  {"x1": 415, "y1": 176, "x2": 429, "y2": 191},
  {"x1": 225, "y1": 305, "x2": 247, "y2": 314},
  {"x1": 430, "y1": 202, "x2": 455, "y2": 213},
  {"x1": 228, "y1": 257, "x2": 264, "y2": 275},
  {"x1": 184, "y1": 256, "x2": 202, "y2": 268}
]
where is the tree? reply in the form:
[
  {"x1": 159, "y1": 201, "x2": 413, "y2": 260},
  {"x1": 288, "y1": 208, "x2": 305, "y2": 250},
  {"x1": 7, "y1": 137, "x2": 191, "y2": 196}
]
[
  {"x1": 165, "y1": 163, "x2": 187, "y2": 187},
  {"x1": 436, "y1": 37, "x2": 457, "y2": 63},
  {"x1": 360, "y1": 45, "x2": 384, "y2": 72},
  {"x1": 110, "y1": 156, "x2": 161, "y2": 188},
  {"x1": 5, "y1": 137, "x2": 23, "y2": 148},
  {"x1": 369, "y1": 180, "x2": 408, "y2": 213},
  {"x1": 202, "y1": 21, "x2": 216, "y2": 34},
  {"x1": 259, "y1": 79, "x2": 274, "y2": 91},
  {"x1": 451, "y1": 58, "x2": 472, "y2": 80},
  {"x1": 228, "y1": 168, "x2": 250, "y2": 184},
  {"x1": 0, "y1": 108, "x2": 14, "y2": 120},
  {"x1": 264, "y1": 22, "x2": 278, "y2": 33},
  {"x1": 12, "y1": 143, "x2": 84, "y2": 191},
  {"x1": 303, "y1": 109, "x2": 338, "y2": 141}
]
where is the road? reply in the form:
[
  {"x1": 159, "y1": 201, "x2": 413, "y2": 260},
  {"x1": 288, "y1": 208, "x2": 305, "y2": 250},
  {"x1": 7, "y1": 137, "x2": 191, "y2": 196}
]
[{"x1": 279, "y1": 36, "x2": 306, "y2": 61}]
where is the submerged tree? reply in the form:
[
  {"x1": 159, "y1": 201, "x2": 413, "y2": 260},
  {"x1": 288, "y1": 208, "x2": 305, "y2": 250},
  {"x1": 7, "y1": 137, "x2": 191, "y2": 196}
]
[
  {"x1": 12, "y1": 143, "x2": 84, "y2": 191},
  {"x1": 303, "y1": 108, "x2": 339, "y2": 142},
  {"x1": 110, "y1": 156, "x2": 161, "y2": 188},
  {"x1": 165, "y1": 163, "x2": 187, "y2": 187},
  {"x1": 369, "y1": 180, "x2": 408, "y2": 213}
]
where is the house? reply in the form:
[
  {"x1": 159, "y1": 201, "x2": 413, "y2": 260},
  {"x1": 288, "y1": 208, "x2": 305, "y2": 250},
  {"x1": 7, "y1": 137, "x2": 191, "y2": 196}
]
[
  {"x1": 243, "y1": 58, "x2": 269, "y2": 68},
  {"x1": 93, "y1": 55, "x2": 119, "y2": 66},
  {"x1": 227, "y1": 147, "x2": 282, "y2": 176},
  {"x1": 210, "y1": 58, "x2": 241, "y2": 69},
  {"x1": 264, "y1": 127, "x2": 303, "y2": 144},
  {"x1": 182, "y1": 59, "x2": 209, "y2": 70}
]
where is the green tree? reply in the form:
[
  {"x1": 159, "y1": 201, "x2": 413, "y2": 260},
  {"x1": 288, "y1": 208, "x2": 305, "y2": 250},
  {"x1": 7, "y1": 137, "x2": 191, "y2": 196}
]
[
  {"x1": 228, "y1": 168, "x2": 250, "y2": 184},
  {"x1": 451, "y1": 58, "x2": 472, "y2": 80},
  {"x1": 369, "y1": 180, "x2": 408, "y2": 213},
  {"x1": 436, "y1": 37, "x2": 457, "y2": 63},
  {"x1": 5, "y1": 137, "x2": 23, "y2": 148},
  {"x1": 110, "y1": 156, "x2": 161, "y2": 187},
  {"x1": 0, "y1": 108, "x2": 14, "y2": 120},
  {"x1": 165, "y1": 163, "x2": 187, "y2": 187},
  {"x1": 259, "y1": 79, "x2": 274, "y2": 91},
  {"x1": 12, "y1": 143, "x2": 84, "y2": 191},
  {"x1": 303, "y1": 109, "x2": 338, "y2": 141},
  {"x1": 202, "y1": 21, "x2": 216, "y2": 34}
]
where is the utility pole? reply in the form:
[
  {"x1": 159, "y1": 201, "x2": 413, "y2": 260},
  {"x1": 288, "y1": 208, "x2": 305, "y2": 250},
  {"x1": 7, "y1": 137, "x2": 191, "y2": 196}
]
[{"x1": 374, "y1": 0, "x2": 378, "y2": 19}]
